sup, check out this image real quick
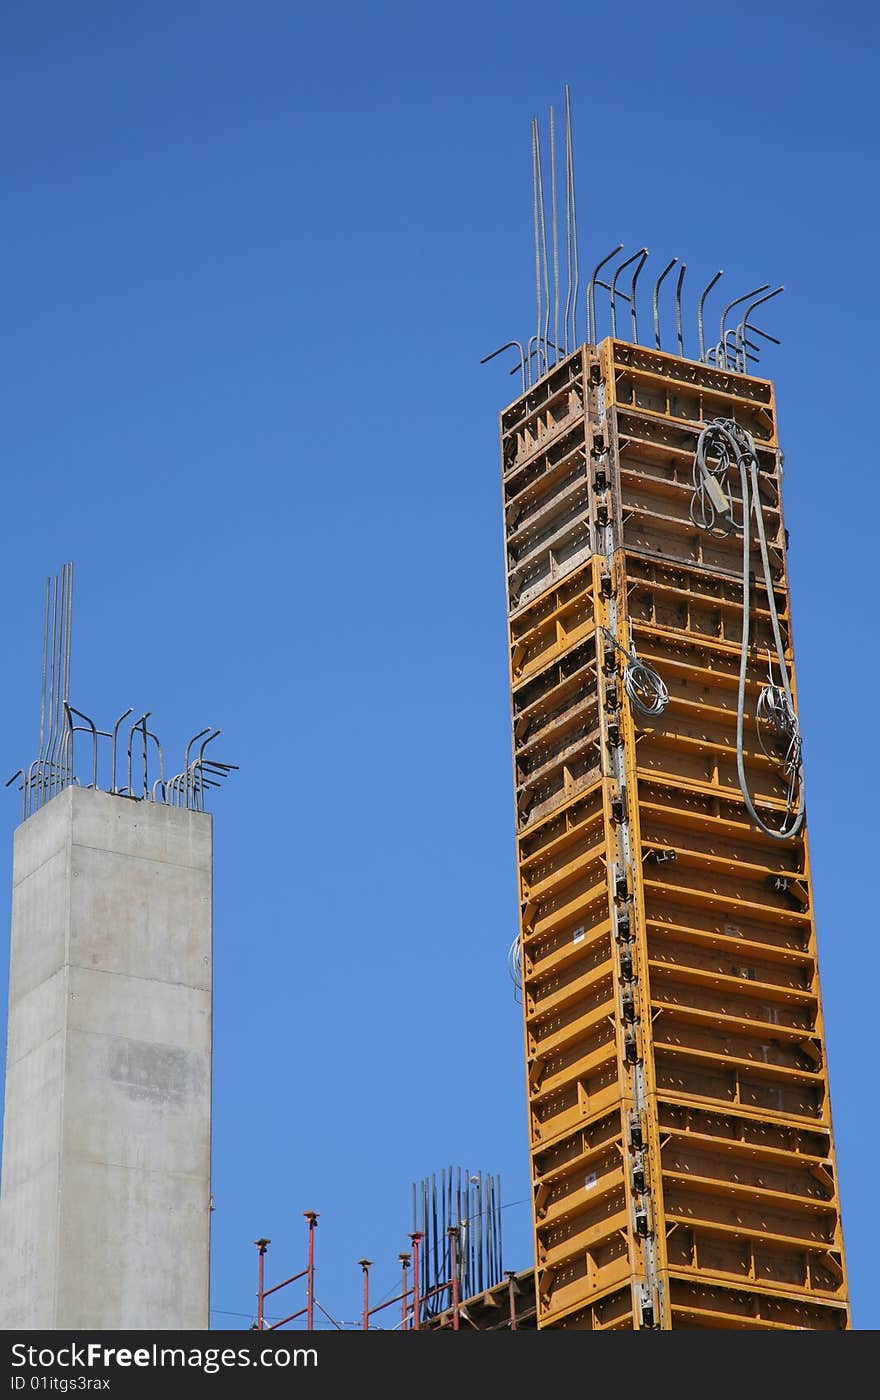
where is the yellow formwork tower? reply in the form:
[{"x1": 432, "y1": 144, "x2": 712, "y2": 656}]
[{"x1": 500, "y1": 338, "x2": 849, "y2": 1330}]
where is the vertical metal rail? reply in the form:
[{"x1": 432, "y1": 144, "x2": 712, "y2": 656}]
[
  {"x1": 359, "y1": 1259, "x2": 372, "y2": 1331},
  {"x1": 250, "y1": 1214, "x2": 318, "y2": 1331},
  {"x1": 255, "y1": 1238, "x2": 270, "y2": 1331},
  {"x1": 410, "y1": 1232, "x2": 422, "y2": 1330},
  {"x1": 449, "y1": 1229, "x2": 461, "y2": 1330}
]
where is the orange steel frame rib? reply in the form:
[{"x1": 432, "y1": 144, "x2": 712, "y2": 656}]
[{"x1": 500, "y1": 339, "x2": 849, "y2": 1330}]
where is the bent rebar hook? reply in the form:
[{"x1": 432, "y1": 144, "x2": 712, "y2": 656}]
[
  {"x1": 193, "y1": 730, "x2": 222, "y2": 813},
  {"x1": 5, "y1": 770, "x2": 25, "y2": 822},
  {"x1": 126, "y1": 713, "x2": 152, "y2": 799},
  {"x1": 629, "y1": 249, "x2": 649, "y2": 343},
  {"x1": 651, "y1": 257, "x2": 678, "y2": 351},
  {"x1": 480, "y1": 341, "x2": 527, "y2": 394},
  {"x1": 736, "y1": 286, "x2": 784, "y2": 372},
  {"x1": 65, "y1": 704, "x2": 102, "y2": 791},
  {"x1": 110, "y1": 708, "x2": 134, "y2": 794},
  {"x1": 586, "y1": 243, "x2": 623, "y2": 345},
  {"x1": 674, "y1": 263, "x2": 687, "y2": 355},
  {"x1": 609, "y1": 249, "x2": 647, "y2": 340},
  {"x1": 719, "y1": 284, "x2": 770, "y2": 366},
  {"x1": 697, "y1": 270, "x2": 724, "y2": 362}
]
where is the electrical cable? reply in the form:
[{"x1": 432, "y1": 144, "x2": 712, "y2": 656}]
[
  {"x1": 601, "y1": 627, "x2": 669, "y2": 718},
  {"x1": 690, "y1": 418, "x2": 804, "y2": 841}
]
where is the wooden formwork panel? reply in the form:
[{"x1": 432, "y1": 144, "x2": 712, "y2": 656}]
[{"x1": 499, "y1": 340, "x2": 849, "y2": 1329}]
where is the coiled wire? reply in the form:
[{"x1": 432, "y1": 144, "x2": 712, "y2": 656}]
[
  {"x1": 756, "y1": 650, "x2": 802, "y2": 810},
  {"x1": 602, "y1": 626, "x2": 669, "y2": 718},
  {"x1": 624, "y1": 655, "x2": 669, "y2": 717},
  {"x1": 689, "y1": 420, "x2": 744, "y2": 535},
  {"x1": 691, "y1": 418, "x2": 804, "y2": 841}
]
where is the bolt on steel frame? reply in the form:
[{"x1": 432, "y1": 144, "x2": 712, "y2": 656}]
[{"x1": 498, "y1": 338, "x2": 849, "y2": 1330}]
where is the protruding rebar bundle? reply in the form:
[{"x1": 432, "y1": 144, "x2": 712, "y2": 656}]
[
  {"x1": 480, "y1": 88, "x2": 784, "y2": 381},
  {"x1": 411, "y1": 1166, "x2": 503, "y2": 1314},
  {"x1": 7, "y1": 566, "x2": 237, "y2": 819}
]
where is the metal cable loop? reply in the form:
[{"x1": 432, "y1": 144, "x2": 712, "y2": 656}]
[
  {"x1": 601, "y1": 627, "x2": 669, "y2": 719},
  {"x1": 690, "y1": 418, "x2": 804, "y2": 841},
  {"x1": 624, "y1": 657, "x2": 669, "y2": 718},
  {"x1": 507, "y1": 934, "x2": 523, "y2": 1003}
]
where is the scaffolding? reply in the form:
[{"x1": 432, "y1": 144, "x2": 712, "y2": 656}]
[
  {"x1": 499, "y1": 339, "x2": 850, "y2": 1329},
  {"x1": 249, "y1": 1211, "x2": 535, "y2": 1331}
]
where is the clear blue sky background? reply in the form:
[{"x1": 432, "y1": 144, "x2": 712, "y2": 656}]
[{"x1": 1, "y1": 0, "x2": 877, "y2": 1330}]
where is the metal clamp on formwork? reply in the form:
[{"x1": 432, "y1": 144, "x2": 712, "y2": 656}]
[
  {"x1": 600, "y1": 626, "x2": 669, "y2": 719},
  {"x1": 690, "y1": 418, "x2": 804, "y2": 841},
  {"x1": 640, "y1": 1286, "x2": 656, "y2": 1329}
]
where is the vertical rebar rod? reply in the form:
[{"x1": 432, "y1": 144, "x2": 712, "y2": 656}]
[
  {"x1": 698, "y1": 270, "x2": 723, "y2": 361},
  {"x1": 535, "y1": 122, "x2": 550, "y2": 374},
  {"x1": 255, "y1": 1238, "x2": 269, "y2": 1331},
  {"x1": 562, "y1": 100, "x2": 573, "y2": 354},
  {"x1": 586, "y1": 244, "x2": 623, "y2": 347},
  {"x1": 550, "y1": 105, "x2": 559, "y2": 365},
  {"x1": 64, "y1": 564, "x2": 74, "y2": 787},
  {"x1": 675, "y1": 263, "x2": 687, "y2": 355},
  {"x1": 470, "y1": 1177, "x2": 476, "y2": 1293},
  {"x1": 531, "y1": 117, "x2": 541, "y2": 387},
  {"x1": 564, "y1": 85, "x2": 579, "y2": 350},
  {"x1": 652, "y1": 257, "x2": 678, "y2": 350},
  {"x1": 487, "y1": 1175, "x2": 495, "y2": 1284},
  {"x1": 495, "y1": 1175, "x2": 502, "y2": 1280},
  {"x1": 359, "y1": 1259, "x2": 371, "y2": 1331},
  {"x1": 54, "y1": 569, "x2": 64, "y2": 786},
  {"x1": 446, "y1": 1168, "x2": 453, "y2": 1305},
  {"x1": 449, "y1": 1229, "x2": 460, "y2": 1330},
  {"x1": 477, "y1": 1173, "x2": 483, "y2": 1293},
  {"x1": 399, "y1": 1254, "x2": 410, "y2": 1330},
  {"x1": 630, "y1": 249, "x2": 649, "y2": 343},
  {"x1": 46, "y1": 574, "x2": 59, "y2": 798},
  {"x1": 432, "y1": 1173, "x2": 438, "y2": 1299},
  {"x1": 52, "y1": 571, "x2": 65, "y2": 797},
  {"x1": 39, "y1": 578, "x2": 49, "y2": 760}
]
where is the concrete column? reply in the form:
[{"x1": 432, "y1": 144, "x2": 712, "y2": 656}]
[{"x1": 0, "y1": 787, "x2": 212, "y2": 1329}]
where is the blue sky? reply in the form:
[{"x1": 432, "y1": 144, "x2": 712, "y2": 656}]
[{"x1": 1, "y1": 0, "x2": 877, "y2": 1329}]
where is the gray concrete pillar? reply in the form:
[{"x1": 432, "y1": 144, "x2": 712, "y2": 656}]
[{"x1": 0, "y1": 787, "x2": 212, "y2": 1328}]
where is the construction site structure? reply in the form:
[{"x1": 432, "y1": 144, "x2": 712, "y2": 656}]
[
  {"x1": 0, "y1": 786, "x2": 213, "y2": 1328},
  {"x1": 251, "y1": 1213, "x2": 536, "y2": 1332},
  {"x1": 0, "y1": 568, "x2": 231, "y2": 1329},
  {"x1": 499, "y1": 338, "x2": 850, "y2": 1329}
]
